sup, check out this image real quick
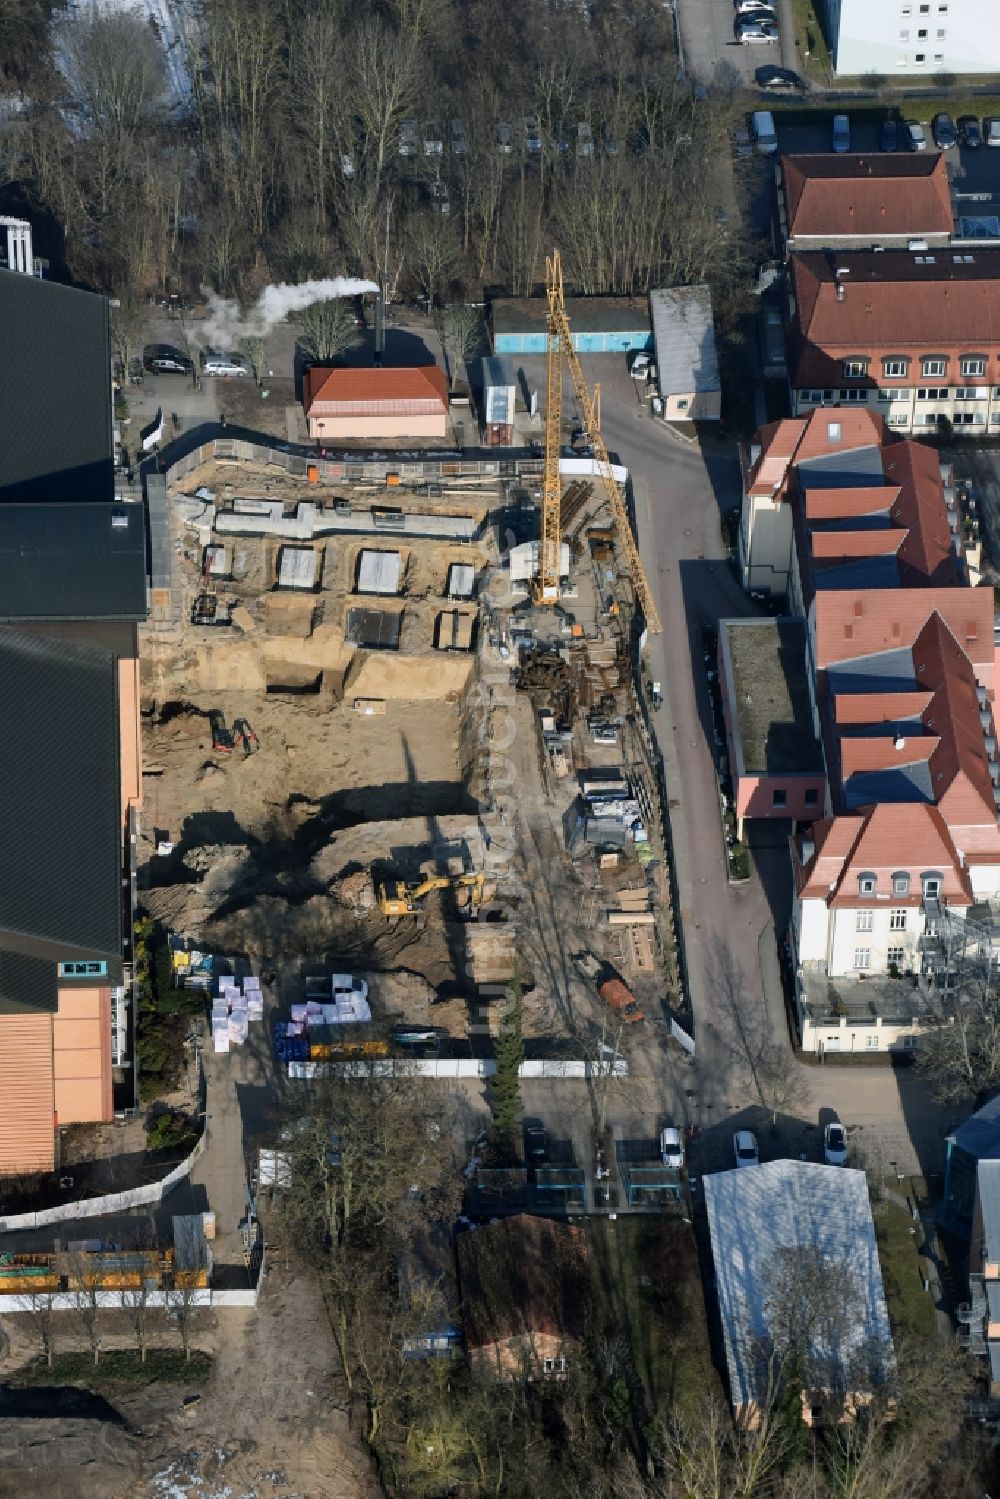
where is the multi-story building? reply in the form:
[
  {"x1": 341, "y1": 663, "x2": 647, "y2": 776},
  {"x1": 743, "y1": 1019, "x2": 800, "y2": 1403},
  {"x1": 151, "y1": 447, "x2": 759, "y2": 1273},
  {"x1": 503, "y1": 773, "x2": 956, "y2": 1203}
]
[
  {"x1": 735, "y1": 405, "x2": 1000, "y2": 1053},
  {"x1": 786, "y1": 249, "x2": 1000, "y2": 437},
  {"x1": 0, "y1": 266, "x2": 147, "y2": 1175},
  {"x1": 821, "y1": 0, "x2": 999, "y2": 76}
]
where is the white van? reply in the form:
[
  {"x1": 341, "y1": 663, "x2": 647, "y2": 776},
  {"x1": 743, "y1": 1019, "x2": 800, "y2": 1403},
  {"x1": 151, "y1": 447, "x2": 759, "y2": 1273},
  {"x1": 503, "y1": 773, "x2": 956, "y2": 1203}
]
[{"x1": 751, "y1": 110, "x2": 778, "y2": 154}]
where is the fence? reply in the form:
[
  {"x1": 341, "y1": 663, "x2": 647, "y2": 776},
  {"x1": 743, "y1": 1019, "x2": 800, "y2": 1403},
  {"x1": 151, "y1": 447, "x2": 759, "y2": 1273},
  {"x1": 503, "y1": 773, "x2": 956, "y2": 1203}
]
[
  {"x1": 0, "y1": 1129, "x2": 209, "y2": 1235},
  {"x1": 288, "y1": 1057, "x2": 629, "y2": 1081}
]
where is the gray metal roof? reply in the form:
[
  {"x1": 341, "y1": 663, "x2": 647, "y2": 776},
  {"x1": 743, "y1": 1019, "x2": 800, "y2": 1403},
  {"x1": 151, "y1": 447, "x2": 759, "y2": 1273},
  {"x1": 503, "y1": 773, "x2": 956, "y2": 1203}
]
[
  {"x1": 950, "y1": 1094, "x2": 1000, "y2": 1161},
  {"x1": 978, "y1": 1161, "x2": 1000, "y2": 1264},
  {"x1": 0, "y1": 630, "x2": 123, "y2": 990},
  {"x1": 0, "y1": 950, "x2": 58, "y2": 1015},
  {"x1": 649, "y1": 285, "x2": 720, "y2": 396},
  {"x1": 704, "y1": 1160, "x2": 894, "y2": 1412},
  {"x1": 0, "y1": 502, "x2": 146, "y2": 620},
  {"x1": 0, "y1": 269, "x2": 113, "y2": 504},
  {"x1": 797, "y1": 444, "x2": 886, "y2": 486},
  {"x1": 478, "y1": 356, "x2": 516, "y2": 388},
  {"x1": 843, "y1": 762, "x2": 934, "y2": 809},
  {"x1": 146, "y1": 474, "x2": 171, "y2": 590}
]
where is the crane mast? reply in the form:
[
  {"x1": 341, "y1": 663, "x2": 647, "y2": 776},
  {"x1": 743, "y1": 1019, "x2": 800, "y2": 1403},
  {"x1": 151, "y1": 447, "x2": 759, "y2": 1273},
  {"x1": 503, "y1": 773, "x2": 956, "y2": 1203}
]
[{"x1": 535, "y1": 249, "x2": 662, "y2": 634}]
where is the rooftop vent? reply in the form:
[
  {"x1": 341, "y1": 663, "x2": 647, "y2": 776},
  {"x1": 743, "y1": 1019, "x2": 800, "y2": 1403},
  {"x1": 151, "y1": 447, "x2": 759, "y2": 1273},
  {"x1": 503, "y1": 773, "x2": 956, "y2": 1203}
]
[{"x1": 895, "y1": 736, "x2": 906, "y2": 750}]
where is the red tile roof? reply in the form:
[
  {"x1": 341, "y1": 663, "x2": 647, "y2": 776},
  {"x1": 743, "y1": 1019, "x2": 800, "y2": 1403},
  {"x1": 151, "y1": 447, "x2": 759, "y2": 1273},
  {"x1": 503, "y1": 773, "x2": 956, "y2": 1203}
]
[
  {"x1": 814, "y1": 591, "x2": 994, "y2": 674},
  {"x1": 835, "y1": 691, "x2": 933, "y2": 725},
  {"x1": 789, "y1": 250, "x2": 1000, "y2": 389},
  {"x1": 781, "y1": 153, "x2": 954, "y2": 241},
  {"x1": 796, "y1": 802, "x2": 975, "y2": 905},
  {"x1": 303, "y1": 364, "x2": 448, "y2": 416},
  {"x1": 883, "y1": 441, "x2": 957, "y2": 586},
  {"x1": 805, "y1": 486, "x2": 899, "y2": 523}
]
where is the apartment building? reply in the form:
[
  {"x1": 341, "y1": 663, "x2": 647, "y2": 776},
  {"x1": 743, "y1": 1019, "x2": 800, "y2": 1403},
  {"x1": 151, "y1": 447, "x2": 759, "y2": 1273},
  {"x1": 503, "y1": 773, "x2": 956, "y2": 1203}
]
[
  {"x1": 736, "y1": 405, "x2": 1000, "y2": 1053},
  {"x1": 786, "y1": 249, "x2": 1000, "y2": 436},
  {"x1": 821, "y1": 0, "x2": 999, "y2": 76},
  {"x1": 0, "y1": 267, "x2": 146, "y2": 1175}
]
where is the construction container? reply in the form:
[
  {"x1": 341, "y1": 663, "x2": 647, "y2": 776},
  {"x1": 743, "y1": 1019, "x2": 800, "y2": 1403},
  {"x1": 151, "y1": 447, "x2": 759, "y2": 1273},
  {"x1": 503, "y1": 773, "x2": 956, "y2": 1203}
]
[
  {"x1": 202, "y1": 1211, "x2": 216, "y2": 1241},
  {"x1": 306, "y1": 463, "x2": 319, "y2": 483},
  {"x1": 485, "y1": 422, "x2": 513, "y2": 446}
]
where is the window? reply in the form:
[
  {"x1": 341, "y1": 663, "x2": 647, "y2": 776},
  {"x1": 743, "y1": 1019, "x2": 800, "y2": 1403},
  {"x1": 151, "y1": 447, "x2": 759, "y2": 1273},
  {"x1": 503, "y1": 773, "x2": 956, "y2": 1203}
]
[
  {"x1": 842, "y1": 358, "x2": 869, "y2": 379},
  {"x1": 917, "y1": 387, "x2": 947, "y2": 400},
  {"x1": 888, "y1": 945, "x2": 906, "y2": 966},
  {"x1": 857, "y1": 910, "x2": 874, "y2": 932},
  {"x1": 883, "y1": 357, "x2": 908, "y2": 378},
  {"x1": 772, "y1": 788, "x2": 787, "y2": 808},
  {"x1": 892, "y1": 872, "x2": 910, "y2": 896},
  {"x1": 859, "y1": 873, "x2": 876, "y2": 895},
  {"x1": 915, "y1": 52, "x2": 925, "y2": 62},
  {"x1": 58, "y1": 960, "x2": 109, "y2": 978},
  {"x1": 921, "y1": 357, "x2": 946, "y2": 377},
  {"x1": 854, "y1": 948, "x2": 871, "y2": 971},
  {"x1": 917, "y1": 26, "x2": 928, "y2": 36},
  {"x1": 804, "y1": 787, "x2": 819, "y2": 807},
  {"x1": 890, "y1": 909, "x2": 907, "y2": 931},
  {"x1": 827, "y1": 421, "x2": 842, "y2": 442},
  {"x1": 937, "y1": 26, "x2": 946, "y2": 34},
  {"x1": 922, "y1": 873, "x2": 942, "y2": 899},
  {"x1": 961, "y1": 356, "x2": 987, "y2": 378},
  {"x1": 838, "y1": 389, "x2": 867, "y2": 403},
  {"x1": 956, "y1": 387, "x2": 989, "y2": 401},
  {"x1": 542, "y1": 1356, "x2": 567, "y2": 1374},
  {"x1": 865, "y1": 1033, "x2": 880, "y2": 1050},
  {"x1": 676, "y1": 398, "x2": 689, "y2": 411},
  {"x1": 899, "y1": 27, "x2": 909, "y2": 38}
]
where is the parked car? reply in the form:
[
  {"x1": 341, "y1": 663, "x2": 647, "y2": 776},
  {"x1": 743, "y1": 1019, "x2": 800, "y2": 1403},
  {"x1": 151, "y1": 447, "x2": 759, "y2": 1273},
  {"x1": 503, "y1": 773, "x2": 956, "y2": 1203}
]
[
  {"x1": 523, "y1": 1118, "x2": 548, "y2": 1165},
  {"x1": 880, "y1": 118, "x2": 899, "y2": 152},
  {"x1": 932, "y1": 111, "x2": 957, "y2": 149},
  {"x1": 735, "y1": 0, "x2": 774, "y2": 12},
  {"x1": 986, "y1": 117, "x2": 1000, "y2": 148},
  {"x1": 200, "y1": 348, "x2": 249, "y2": 377},
  {"x1": 576, "y1": 121, "x2": 594, "y2": 158},
  {"x1": 755, "y1": 65, "x2": 804, "y2": 90},
  {"x1": 430, "y1": 180, "x2": 450, "y2": 215},
  {"x1": 737, "y1": 5, "x2": 777, "y2": 24},
  {"x1": 628, "y1": 350, "x2": 654, "y2": 380},
  {"x1": 523, "y1": 114, "x2": 542, "y2": 153},
  {"x1": 423, "y1": 122, "x2": 443, "y2": 156},
  {"x1": 958, "y1": 115, "x2": 983, "y2": 148},
  {"x1": 340, "y1": 151, "x2": 355, "y2": 179},
  {"x1": 450, "y1": 118, "x2": 468, "y2": 154},
  {"x1": 736, "y1": 19, "x2": 778, "y2": 42},
  {"x1": 905, "y1": 118, "x2": 927, "y2": 151},
  {"x1": 832, "y1": 113, "x2": 851, "y2": 153},
  {"x1": 660, "y1": 1127, "x2": 685, "y2": 1169},
  {"x1": 398, "y1": 118, "x2": 417, "y2": 156},
  {"x1": 824, "y1": 1121, "x2": 849, "y2": 1166},
  {"x1": 751, "y1": 109, "x2": 778, "y2": 155},
  {"x1": 496, "y1": 120, "x2": 514, "y2": 154},
  {"x1": 733, "y1": 1129, "x2": 760, "y2": 1168},
  {"x1": 142, "y1": 343, "x2": 193, "y2": 374}
]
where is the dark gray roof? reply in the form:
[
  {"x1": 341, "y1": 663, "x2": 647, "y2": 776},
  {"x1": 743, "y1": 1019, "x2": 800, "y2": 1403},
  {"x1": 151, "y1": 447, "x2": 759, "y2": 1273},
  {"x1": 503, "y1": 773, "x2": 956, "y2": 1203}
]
[
  {"x1": 0, "y1": 269, "x2": 113, "y2": 504},
  {"x1": 979, "y1": 1160, "x2": 1000, "y2": 1265},
  {"x1": 0, "y1": 630, "x2": 122, "y2": 990},
  {"x1": 650, "y1": 285, "x2": 720, "y2": 396},
  {"x1": 0, "y1": 502, "x2": 146, "y2": 621},
  {"x1": 951, "y1": 1095, "x2": 1000, "y2": 1160},
  {"x1": 492, "y1": 295, "x2": 650, "y2": 335},
  {"x1": 843, "y1": 762, "x2": 934, "y2": 809},
  {"x1": 0, "y1": 951, "x2": 58, "y2": 1015},
  {"x1": 797, "y1": 444, "x2": 886, "y2": 487}
]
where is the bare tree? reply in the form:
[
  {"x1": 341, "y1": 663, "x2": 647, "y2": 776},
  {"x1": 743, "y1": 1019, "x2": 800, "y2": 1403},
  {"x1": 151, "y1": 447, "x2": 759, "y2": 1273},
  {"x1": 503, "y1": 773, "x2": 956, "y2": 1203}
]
[
  {"x1": 67, "y1": 1254, "x2": 102, "y2": 1367},
  {"x1": 122, "y1": 1281, "x2": 153, "y2": 1364},
  {"x1": 917, "y1": 966, "x2": 1000, "y2": 1104},
  {"x1": 297, "y1": 299, "x2": 363, "y2": 363},
  {"x1": 166, "y1": 1281, "x2": 201, "y2": 1362},
  {"x1": 407, "y1": 210, "x2": 461, "y2": 312},
  {"x1": 110, "y1": 296, "x2": 148, "y2": 380},
  {"x1": 238, "y1": 332, "x2": 268, "y2": 385},
  {"x1": 439, "y1": 303, "x2": 482, "y2": 387},
  {"x1": 23, "y1": 1291, "x2": 57, "y2": 1369}
]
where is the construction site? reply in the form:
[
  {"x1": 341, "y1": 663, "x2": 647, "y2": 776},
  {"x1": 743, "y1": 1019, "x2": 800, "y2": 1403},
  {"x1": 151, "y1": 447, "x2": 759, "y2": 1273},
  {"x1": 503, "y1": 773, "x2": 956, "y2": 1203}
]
[{"x1": 138, "y1": 253, "x2": 681, "y2": 1062}]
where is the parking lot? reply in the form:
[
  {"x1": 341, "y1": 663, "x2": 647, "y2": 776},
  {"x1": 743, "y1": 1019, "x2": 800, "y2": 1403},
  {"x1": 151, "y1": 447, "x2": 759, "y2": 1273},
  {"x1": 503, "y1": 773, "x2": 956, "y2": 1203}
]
[{"x1": 676, "y1": 0, "x2": 797, "y2": 87}]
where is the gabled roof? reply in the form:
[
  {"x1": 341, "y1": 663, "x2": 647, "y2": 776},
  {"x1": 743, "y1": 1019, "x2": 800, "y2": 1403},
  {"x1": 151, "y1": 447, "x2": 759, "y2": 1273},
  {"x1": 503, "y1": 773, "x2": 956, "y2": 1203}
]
[
  {"x1": 303, "y1": 364, "x2": 448, "y2": 415},
  {"x1": 814, "y1": 592, "x2": 993, "y2": 674},
  {"x1": 0, "y1": 269, "x2": 113, "y2": 504},
  {"x1": 704, "y1": 1161, "x2": 894, "y2": 1412},
  {"x1": 781, "y1": 153, "x2": 954, "y2": 240},
  {"x1": 649, "y1": 284, "x2": 720, "y2": 396},
  {"x1": 0, "y1": 630, "x2": 123, "y2": 990},
  {"x1": 0, "y1": 502, "x2": 147, "y2": 621}
]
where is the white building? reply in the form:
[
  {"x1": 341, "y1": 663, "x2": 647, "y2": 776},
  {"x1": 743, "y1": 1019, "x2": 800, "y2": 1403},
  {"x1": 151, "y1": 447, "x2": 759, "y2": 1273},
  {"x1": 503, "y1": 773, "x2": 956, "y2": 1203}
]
[{"x1": 822, "y1": 0, "x2": 1000, "y2": 76}]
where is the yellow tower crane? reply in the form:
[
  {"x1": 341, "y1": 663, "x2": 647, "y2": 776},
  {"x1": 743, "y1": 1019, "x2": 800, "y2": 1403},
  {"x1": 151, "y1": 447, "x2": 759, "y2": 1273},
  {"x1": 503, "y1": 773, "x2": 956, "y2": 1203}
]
[{"x1": 533, "y1": 249, "x2": 662, "y2": 635}]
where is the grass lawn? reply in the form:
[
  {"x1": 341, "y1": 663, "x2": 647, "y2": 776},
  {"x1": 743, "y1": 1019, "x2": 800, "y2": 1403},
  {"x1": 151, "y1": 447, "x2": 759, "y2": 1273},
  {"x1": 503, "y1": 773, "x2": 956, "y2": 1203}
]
[
  {"x1": 9, "y1": 1348, "x2": 213, "y2": 1388},
  {"x1": 586, "y1": 1216, "x2": 722, "y2": 1424},
  {"x1": 788, "y1": 0, "x2": 832, "y2": 84},
  {"x1": 874, "y1": 1197, "x2": 936, "y2": 1340}
]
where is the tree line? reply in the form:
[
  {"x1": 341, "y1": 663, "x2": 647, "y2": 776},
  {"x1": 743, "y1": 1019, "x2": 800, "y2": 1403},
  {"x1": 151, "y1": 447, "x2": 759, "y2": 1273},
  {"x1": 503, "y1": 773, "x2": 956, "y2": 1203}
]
[{"x1": 0, "y1": 0, "x2": 758, "y2": 322}]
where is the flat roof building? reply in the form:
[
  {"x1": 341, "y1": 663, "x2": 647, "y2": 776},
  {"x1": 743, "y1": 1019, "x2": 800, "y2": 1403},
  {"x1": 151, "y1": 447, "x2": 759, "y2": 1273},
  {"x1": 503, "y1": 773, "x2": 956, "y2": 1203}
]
[
  {"x1": 649, "y1": 285, "x2": 721, "y2": 423},
  {"x1": 491, "y1": 295, "x2": 651, "y2": 355}
]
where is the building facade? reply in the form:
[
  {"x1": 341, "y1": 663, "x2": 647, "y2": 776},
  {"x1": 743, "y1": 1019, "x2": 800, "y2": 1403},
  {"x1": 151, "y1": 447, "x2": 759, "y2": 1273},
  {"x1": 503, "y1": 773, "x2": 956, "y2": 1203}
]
[
  {"x1": 822, "y1": 0, "x2": 1000, "y2": 76},
  {"x1": 787, "y1": 250, "x2": 1000, "y2": 436},
  {"x1": 303, "y1": 365, "x2": 449, "y2": 441}
]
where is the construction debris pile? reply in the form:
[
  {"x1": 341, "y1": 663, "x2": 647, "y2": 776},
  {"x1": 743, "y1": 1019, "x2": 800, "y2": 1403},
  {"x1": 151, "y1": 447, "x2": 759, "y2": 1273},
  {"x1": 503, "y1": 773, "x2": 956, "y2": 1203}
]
[{"x1": 272, "y1": 974, "x2": 372, "y2": 1062}]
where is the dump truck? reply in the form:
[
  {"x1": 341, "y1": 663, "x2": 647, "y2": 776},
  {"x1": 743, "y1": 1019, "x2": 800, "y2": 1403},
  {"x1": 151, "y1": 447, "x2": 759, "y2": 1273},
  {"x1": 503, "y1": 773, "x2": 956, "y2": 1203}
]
[{"x1": 597, "y1": 978, "x2": 645, "y2": 1024}]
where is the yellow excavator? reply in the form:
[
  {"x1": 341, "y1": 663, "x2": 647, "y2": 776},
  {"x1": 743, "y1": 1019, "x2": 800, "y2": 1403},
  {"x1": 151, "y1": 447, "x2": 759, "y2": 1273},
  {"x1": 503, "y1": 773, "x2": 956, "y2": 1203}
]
[{"x1": 377, "y1": 872, "x2": 487, "y2": 918}]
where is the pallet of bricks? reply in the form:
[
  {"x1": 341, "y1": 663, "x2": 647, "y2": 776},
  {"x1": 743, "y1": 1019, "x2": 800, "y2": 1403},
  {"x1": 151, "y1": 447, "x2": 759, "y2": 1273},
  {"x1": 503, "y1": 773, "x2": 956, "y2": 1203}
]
[{"x1": 212, "y1": 975, "x2": 264, "y2": 1053}]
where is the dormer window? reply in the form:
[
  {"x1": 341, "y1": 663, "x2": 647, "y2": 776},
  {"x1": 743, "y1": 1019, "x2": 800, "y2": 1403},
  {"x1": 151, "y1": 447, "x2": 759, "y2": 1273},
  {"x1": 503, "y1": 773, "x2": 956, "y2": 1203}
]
[
  {"x1": 858, "y1": 872, "x2": 876, "y2": 896},
  {"x1": 883, "y1": 357, "x2": 909, "y2": 379},
  {"x1": 921, "y1": 871, "x2": 942, "y2": 899},
  {"x1": 892, "y1": 871, "x2": 910, "y2": 896},
  {"x1": 961, "y1": 355, "x2": 987, "y2": 378},
  {"x1": 921, "y1": 356, "x2": 947, "y2": 378},
  {"x1": 842, "y1": 358, "x2": 868, "y2": 379}
]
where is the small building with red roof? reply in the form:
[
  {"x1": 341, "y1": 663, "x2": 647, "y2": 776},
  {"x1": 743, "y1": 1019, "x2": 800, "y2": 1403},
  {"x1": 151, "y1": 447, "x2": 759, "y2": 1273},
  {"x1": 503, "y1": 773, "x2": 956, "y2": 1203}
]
[{"x1": 302, "y1": 364, "x2": 449, "y2": 441}]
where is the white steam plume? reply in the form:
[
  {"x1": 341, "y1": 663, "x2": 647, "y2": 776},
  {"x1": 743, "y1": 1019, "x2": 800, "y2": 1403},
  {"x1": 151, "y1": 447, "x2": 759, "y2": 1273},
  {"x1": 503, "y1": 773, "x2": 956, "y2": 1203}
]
[{"x1": 201, "y1": 277, "x2": 380, "y2": 347}]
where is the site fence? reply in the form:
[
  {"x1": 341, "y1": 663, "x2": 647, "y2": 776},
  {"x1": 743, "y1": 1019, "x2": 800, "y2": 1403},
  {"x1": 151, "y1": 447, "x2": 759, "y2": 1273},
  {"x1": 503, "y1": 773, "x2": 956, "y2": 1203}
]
[
  {"x1": 0, "y1": 1129, "x2": 209, "y2": 1235},
  {"x1": 288, "y1": 1057, "x2": 629, "y2": 1081}
]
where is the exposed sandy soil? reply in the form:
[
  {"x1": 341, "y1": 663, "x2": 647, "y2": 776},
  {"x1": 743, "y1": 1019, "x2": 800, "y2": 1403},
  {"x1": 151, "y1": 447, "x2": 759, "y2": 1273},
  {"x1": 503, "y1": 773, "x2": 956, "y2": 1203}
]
[{"x1": 0, "y1": 1271, "x2": 375, "y2": 1499}]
